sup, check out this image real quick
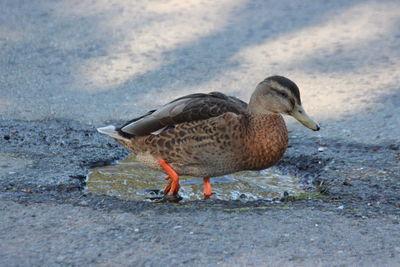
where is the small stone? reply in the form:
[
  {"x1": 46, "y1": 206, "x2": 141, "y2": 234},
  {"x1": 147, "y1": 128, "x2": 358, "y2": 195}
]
[
  {"x1": 152, "y1": 237, "x2": 161, "y2": 243},
  {"x1": 21, "y1": 189, "x2": 33, "y2": 193},
  {"x1": 3, "y1": 135, "x2": 10, "y2": 140},
  {"x1": 342, "y1": 181, "x2": 352, "y2": 186},
  {"x1": 388, "y1": 144, "x2": 399, "y2": 150},
  {"x1": 56, "y1": 255, "x2": 65, "y2": 261},
  {"x1": 79, "y1": 201, "x2": 88, "y2": 206}
]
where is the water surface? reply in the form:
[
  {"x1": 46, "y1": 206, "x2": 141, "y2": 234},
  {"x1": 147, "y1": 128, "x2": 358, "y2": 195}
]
[{"x1": 86, "y1": 155, "x2": 303, "y2": 201}]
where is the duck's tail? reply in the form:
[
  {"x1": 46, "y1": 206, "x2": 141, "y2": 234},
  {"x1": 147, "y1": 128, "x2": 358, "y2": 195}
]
[{"x1": 97, "y1": 125, "x2": 127, "y2": 140}]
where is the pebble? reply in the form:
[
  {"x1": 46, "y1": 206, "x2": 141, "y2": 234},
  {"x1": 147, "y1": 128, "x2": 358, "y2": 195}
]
[{"x1": 79, "y1": 201, "x2": 88, "y2": 206}]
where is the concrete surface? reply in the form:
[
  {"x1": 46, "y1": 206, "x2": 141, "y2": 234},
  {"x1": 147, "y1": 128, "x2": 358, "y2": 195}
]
[{"x1": 1, "y1": 0, "x2": 400, "y2": 266}]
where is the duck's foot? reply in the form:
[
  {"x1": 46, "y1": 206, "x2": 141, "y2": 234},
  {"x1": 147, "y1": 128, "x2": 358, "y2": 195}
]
[
  {"x1": 203, "y1": 177, "x2": 213, "y2": 199},
  {"x1": 158, "y1": 159, "x2": 181, "y2": 199},
  {"x1": 163, "y1": 193, "x2": 183, "y2": 202},
  {"x1": 161, "y1": 175, "x2": 182, "y2": 202},
  {"x1": 163, "y1": 175, "x2": 172, "y2": 194}
]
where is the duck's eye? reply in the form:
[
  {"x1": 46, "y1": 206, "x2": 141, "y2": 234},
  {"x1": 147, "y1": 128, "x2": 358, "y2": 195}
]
[
  {"x1": 271, "y1": 88, "x2": 288, "y2": 98},
  {"x1": 279, "y1": 91, "x2": 288, "y2": 98}
]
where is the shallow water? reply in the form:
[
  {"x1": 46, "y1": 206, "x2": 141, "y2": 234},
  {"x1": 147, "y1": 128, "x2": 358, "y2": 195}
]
[{"x1": 86, "y1": 155, "x2": 303, "y2": 201}]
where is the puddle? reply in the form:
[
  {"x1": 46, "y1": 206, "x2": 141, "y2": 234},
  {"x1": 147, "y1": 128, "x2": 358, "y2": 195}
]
[{"x1": 86, "y1": 155, "x2": 304, "y2": 201}]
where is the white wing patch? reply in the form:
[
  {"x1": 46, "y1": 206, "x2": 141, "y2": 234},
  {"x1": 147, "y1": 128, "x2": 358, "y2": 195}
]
[{"x1": 150, "y1": 126, "x2": 168, "y2": 135}]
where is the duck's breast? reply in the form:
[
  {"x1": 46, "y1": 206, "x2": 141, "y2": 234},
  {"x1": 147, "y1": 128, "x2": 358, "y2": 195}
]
[{"x1": 240, "y1": 114, "x2": 288, "y2": 170}]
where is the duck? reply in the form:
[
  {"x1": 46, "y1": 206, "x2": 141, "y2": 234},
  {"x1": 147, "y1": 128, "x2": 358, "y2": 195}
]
[{"x1": 97, "y1": 75, "x2": 320, "y2": 201}]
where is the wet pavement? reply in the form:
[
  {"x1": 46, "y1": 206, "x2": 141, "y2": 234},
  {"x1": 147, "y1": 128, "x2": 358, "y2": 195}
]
[{"x1": 1, "y1": 0, "x2": 400, "y2": 266}]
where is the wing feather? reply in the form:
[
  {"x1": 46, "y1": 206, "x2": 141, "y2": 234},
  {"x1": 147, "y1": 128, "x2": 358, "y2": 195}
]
[{"x1": 118, "y1": 92, "x2": 247, "y2": 136}]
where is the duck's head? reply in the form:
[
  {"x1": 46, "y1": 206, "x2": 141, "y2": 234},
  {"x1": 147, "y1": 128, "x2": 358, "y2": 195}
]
[{"x1": 249, "y1": 76, "x2": 320, "y2": 131}]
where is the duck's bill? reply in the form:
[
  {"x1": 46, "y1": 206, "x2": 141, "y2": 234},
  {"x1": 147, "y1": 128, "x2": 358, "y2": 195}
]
[{"x1": 290, "y1": 105, "x2": 320, "y2": 131}]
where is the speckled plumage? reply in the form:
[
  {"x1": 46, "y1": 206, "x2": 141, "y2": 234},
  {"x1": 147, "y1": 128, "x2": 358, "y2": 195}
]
[
  {"x1": 98, "y1": 75, "x2": 320, "y2": 198},
  {"x1": 118, "y1": 112, "x2": 288, "y2": 177}
]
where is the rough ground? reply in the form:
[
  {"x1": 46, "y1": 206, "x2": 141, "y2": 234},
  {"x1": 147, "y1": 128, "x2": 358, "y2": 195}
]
[{"x1": 1, "y1": 0, "x2": 400, "y2": 266}]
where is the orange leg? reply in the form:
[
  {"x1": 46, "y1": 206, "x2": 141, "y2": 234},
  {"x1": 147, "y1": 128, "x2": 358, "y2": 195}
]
[
  {"x1": 158, "y1": 159, "x2": 180, "y2": 198},
  {"x1": 203, "y1": 177, "x2": 212, "y2": 199}
]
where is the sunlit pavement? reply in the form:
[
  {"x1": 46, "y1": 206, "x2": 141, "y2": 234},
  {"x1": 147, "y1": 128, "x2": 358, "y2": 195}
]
[{"x1": 1, "y1": 0, "x2": 399, "y2": 143}]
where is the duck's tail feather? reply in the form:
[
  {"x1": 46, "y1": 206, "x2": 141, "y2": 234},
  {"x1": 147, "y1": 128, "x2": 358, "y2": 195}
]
[{"x1": 97, "y1": 125, "x2": 127, "y2": 140}]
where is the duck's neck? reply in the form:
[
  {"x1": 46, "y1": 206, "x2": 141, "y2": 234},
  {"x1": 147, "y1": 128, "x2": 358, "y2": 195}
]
[{"x1": 242, "y1": 113, "x2": 289, "y2": 170}]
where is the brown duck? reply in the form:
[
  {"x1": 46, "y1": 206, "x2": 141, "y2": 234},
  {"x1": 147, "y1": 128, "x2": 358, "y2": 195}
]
[{"x1": 98, "y1": 76, "x2": 320, "y2": 201}]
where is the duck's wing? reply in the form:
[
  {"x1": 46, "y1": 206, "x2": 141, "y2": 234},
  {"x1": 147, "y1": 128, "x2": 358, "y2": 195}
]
[{"x1": 118, "y1": 92, "x2": 248, "y2": 136}]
